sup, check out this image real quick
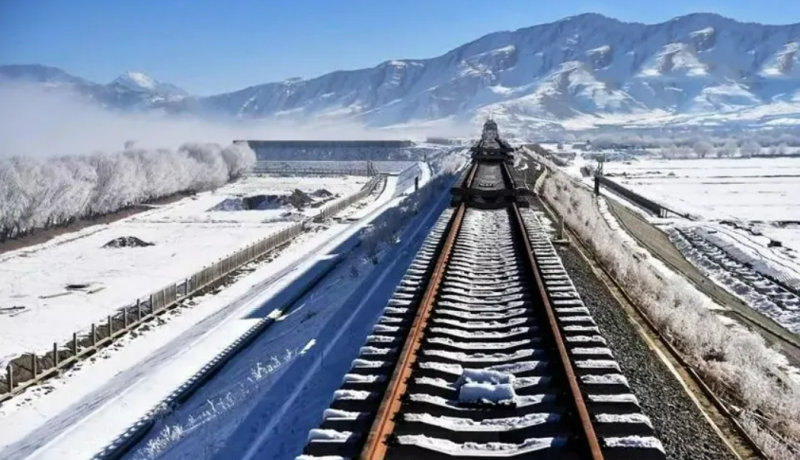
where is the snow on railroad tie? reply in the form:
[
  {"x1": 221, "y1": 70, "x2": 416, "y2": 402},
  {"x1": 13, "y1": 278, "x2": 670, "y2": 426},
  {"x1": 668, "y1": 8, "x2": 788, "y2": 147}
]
[
  {"x1": 433, "y1": 317, "x2": 529, "y2": 329},
  {"x1": 427, "y1": 337, "x2": 534, "y2": 350},
  {"x1": 295, "y1": 455, "x2": 348, "y2": 460},
  {"x1": 404, "y1": 412, "x2": 558, "y2": 431},
  {"x1": 458, "y1": 382, "x2": 518, "y2": 405},
  {"x1": 409, "y1": 393, "x2": 552, "y2": 411},
  {"x1": 428, "y1": 325, "x2": 534, "y2": 339},
  {"x1": 307, "y1": 429, "x2": 355, "y2": 443},
  {"x1": 436, "y1": 307, "x2": 528, "y2": 320},
  {"x1": 423, "y1": 349, "x2": 539, "y2": 362},
  {"x1": 395, "y1": 435, "x2": 568, "y2": 456}
]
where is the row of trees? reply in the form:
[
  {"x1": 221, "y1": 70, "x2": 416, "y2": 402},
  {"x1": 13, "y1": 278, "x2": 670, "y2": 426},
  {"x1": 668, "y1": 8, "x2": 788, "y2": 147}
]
[
  {"x1": 0, "y1": 143, "x2": 256, "y2": 241},
  {"x1": 551, "y1": 128, "x2": 800, "y2": 150},
  {"x1": 661, "y1": 140, "x2": 792, "y2": 159}
]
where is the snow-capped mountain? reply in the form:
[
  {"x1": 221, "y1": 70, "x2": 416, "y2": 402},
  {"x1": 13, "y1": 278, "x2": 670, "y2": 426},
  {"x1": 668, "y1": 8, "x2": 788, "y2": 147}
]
[
  {"x1": 201, "y1": 13, "x2": 800, "y2": 127},
  {"x1": 3, "y1": 13, "x2": 800, "y2": 128},
  {"x1": 111, "y1": 71, "x2": 188, "y2": 99},
  {"x1": 0, "y1": 65, "x2": 189, "y2": 110}
]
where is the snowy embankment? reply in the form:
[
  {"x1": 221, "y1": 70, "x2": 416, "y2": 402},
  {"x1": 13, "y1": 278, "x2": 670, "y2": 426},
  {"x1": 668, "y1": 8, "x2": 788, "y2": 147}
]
[
  {"x1": 0, "y1": 143, "x2": 255, "y2": 241},
  {"x1": 155, "y1": 174, "x2": 458, "y2": 460},
  {"x1": 540, "y1": 165, "x2": 800, "y2": 458},
  {"x1": 0, "y1": 174, "x2": 368, "y2": 363}
]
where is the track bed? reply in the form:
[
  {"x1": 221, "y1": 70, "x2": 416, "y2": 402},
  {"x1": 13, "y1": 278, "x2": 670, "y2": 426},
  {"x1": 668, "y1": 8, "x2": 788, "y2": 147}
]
[{"x1": 293, "y1": 159, "x2": 667, "y2": 460}]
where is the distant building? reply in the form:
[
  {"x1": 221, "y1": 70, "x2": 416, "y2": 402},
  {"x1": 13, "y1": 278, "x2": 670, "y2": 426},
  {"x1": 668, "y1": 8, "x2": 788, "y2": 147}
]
[
  {"x1": 426, "y1": 137, "x2": 456, "y2": 145},
  {"x1": 238, "y1": 140, "x2": 416, "y2": 161}
]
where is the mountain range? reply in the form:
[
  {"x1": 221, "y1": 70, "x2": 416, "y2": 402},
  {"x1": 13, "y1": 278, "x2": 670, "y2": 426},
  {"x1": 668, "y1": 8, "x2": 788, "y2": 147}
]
[{"x1": 3, "y1": 13, "x2": 800, "y2": 130}]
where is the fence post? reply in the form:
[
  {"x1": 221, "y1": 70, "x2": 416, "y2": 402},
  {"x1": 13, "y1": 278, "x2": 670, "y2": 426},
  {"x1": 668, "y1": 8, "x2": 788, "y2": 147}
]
[
  {"x1": 53, "y1": 342, "x2": 59, "y2": 367},
  {"x1": 108, "y1": 315, "x2": 113, "y2": 337},
  {"x1": 123, "y1": 307, "x2": 128, "y2": 329},
  {"x1": 73, "y1": 332, "x2": 78, "y2": 355},
  {"x1": 137, "y1": 299, "x2": 142, "y2": 322},
  {"x1": 91, "y1": 323, "x2": 97, "y2": 347},
  {"x1": 558, "y1": 216, "x2": 565, "y2": 241},
  {"x1": 32, "y1": 354, "x2": 38, "y2": 376},
  {"x1": 7, "y1": 365, "x2": 13, "y2": 390}
]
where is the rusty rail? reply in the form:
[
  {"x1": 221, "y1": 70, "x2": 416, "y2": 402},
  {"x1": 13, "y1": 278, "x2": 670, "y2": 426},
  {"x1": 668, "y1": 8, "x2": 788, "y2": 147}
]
[
  {"x1": 511, "y1": 201, "x2": 604, "y2": 460},
  {"x1": 359, "y1": 163, "x2": 476, "y2": 460},
  {"x1": 359, "y1": 202, "x2": 466, "y2": 460}
]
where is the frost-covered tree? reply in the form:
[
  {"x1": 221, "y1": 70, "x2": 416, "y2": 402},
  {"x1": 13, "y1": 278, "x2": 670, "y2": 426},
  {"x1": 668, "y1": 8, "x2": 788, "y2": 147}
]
[
  {"x1": 0, "y1": 142, "x2": 256, "y2": 241},
  {"x1": 693, "y1": 140, "x2": 714, "y2": 158},
  {"x1": 717, "y1": 140, "x2": 738, "y2": 158},
  {"x1": 740, "y1": 140, "x2": 761, "y2": 158}
]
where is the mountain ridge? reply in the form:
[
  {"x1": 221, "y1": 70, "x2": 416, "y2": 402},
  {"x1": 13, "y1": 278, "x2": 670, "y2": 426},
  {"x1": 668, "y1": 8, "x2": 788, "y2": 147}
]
[{"x1": 3, "y1": 12, "x2": 800, "y2": 129}]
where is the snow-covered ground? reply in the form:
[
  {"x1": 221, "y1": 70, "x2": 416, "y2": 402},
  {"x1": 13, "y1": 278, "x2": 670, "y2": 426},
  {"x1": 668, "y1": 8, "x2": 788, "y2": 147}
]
[
  {"x1": 0, "y1": 166, "x2": 429, "y2": 460},
  {"x1": 602, "y1": 158, "x2": 800, "y2": 271},
  {"x1": 572, "y1": 156, "x2": 800, "y2": 337},
  {"x1": 604, "y1": 158, "x2": 800, "y2": 228},
  {"x1": 0, "y1": 175, "x2": 368, "y2": 363}
]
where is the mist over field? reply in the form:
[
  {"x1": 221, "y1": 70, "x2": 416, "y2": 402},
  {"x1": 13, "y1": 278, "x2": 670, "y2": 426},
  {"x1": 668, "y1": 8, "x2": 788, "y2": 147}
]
[{"x1": 0, "y1": 84, "x2": 471, "y2": 159}]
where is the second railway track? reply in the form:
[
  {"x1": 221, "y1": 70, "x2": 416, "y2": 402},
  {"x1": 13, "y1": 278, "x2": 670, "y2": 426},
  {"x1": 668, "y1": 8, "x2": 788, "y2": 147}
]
[{"x1": 294, "y1": 153, "x2": 667, "y2": 459}]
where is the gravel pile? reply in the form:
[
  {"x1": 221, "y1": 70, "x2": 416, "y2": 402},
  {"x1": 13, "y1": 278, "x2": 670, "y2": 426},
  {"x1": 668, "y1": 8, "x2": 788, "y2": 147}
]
[{"x1": 529, "y1": 200, "x2": 736, "y2": 460}]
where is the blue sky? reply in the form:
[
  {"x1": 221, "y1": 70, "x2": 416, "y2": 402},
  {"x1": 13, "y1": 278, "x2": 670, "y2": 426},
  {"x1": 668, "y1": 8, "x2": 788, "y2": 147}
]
[{"x1": 1, "y1": 0, "x2": 798, "y2": 95}]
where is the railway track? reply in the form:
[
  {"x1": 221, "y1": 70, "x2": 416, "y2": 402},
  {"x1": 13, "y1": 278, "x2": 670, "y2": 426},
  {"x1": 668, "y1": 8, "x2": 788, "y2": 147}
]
[{"x1": 294, "y1": 159, "x2": 667, "y2": 460}]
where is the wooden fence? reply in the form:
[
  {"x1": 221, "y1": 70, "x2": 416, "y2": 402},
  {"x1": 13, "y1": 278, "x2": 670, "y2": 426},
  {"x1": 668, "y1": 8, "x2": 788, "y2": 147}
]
[{"x1": 0, "y1": 175, "x2": 383, "y2": 402}]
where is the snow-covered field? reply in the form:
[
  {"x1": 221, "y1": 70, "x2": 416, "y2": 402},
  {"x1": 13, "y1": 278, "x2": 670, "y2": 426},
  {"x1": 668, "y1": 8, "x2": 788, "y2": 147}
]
[
  {"x1": 0, "y1": 175, "x2": 368, "y2": 362},
  {"x1": 604, "y1": 158, "x2": 800, "y2": 228}
]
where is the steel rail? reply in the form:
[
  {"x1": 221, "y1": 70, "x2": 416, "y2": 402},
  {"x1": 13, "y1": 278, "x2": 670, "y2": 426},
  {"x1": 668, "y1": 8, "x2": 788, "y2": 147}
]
[
  {"x1": 509, "y1": 182, "x2": 604, "y2": 459},
  {"x1": 359, "y1": 162, "x2": 477, "y2": 460},
  {"x1": 359, "y1": 202, "x2": 466, "y2": 460},
  {"x1": 511, "y1": 201, "x2": 604, "y2": 459}
]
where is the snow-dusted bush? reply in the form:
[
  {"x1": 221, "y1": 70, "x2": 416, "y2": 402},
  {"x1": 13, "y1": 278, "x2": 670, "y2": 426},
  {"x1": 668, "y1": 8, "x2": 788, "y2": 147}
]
[
  {"x1": 0, "y1": 142, "x2": 256, "y2": 240},
  {"x1": 538, "y1": 164, "x2": 800, "y2": 452}
]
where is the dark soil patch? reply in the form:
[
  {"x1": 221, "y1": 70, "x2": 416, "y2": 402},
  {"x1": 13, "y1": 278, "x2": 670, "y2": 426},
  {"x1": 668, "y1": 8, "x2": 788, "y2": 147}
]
[
  {"x1": 103, "y1": 236, "x2": 155, "y2": 248},
  {"x1": 65, "y1": 283, "x2": 92, "y2": 291},
  {"x1": 288, "y1": 189, "x2": 314, "y2": 209},
  {"x1": 310, "y1": 188, "x2": 334, "y2": 198}
]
